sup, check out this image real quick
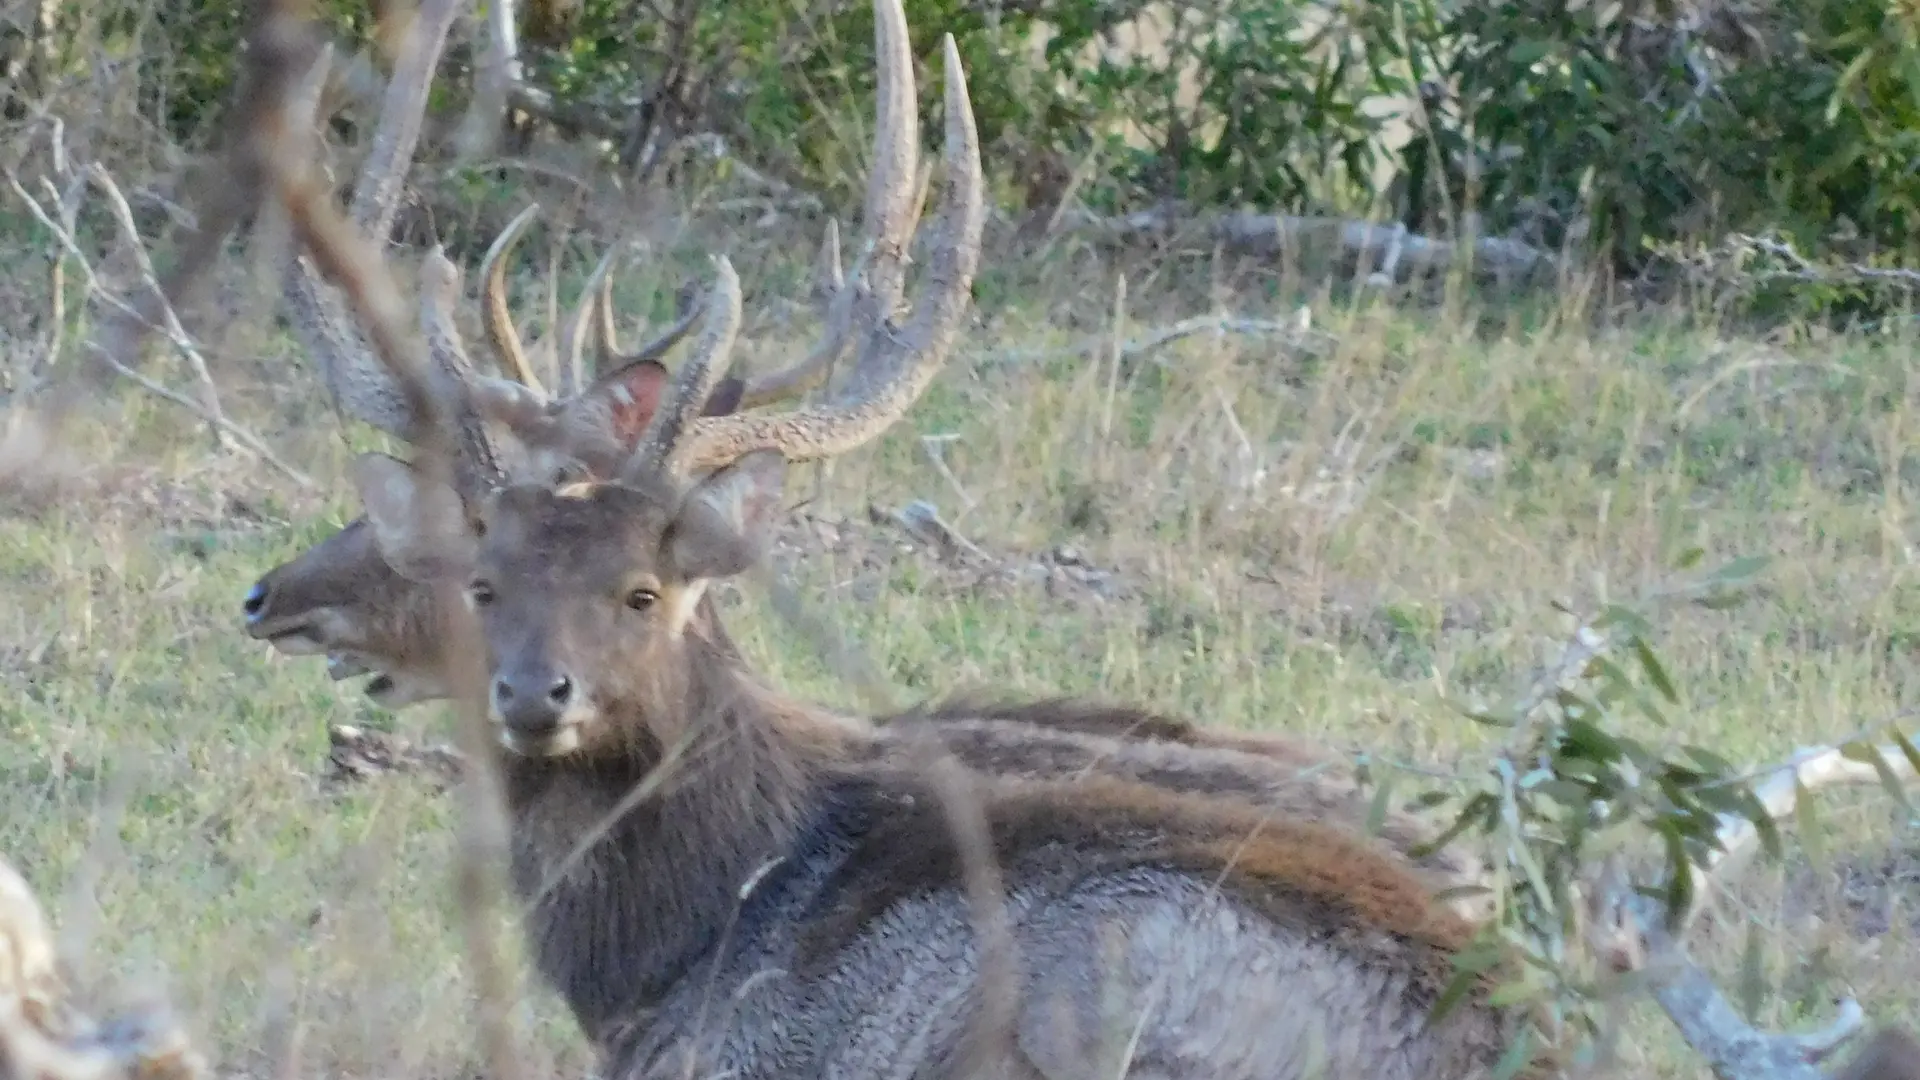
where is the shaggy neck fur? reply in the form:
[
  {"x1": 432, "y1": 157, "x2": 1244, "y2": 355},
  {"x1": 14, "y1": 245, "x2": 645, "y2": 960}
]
[{"x1": 496, "y1": 619, "x2": 847, "y2": 1044}]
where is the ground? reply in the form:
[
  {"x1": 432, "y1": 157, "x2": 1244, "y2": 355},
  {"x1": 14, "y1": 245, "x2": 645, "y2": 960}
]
[{"x1": 0, "y1": 205, "x2": 1915, "y2": 1079}]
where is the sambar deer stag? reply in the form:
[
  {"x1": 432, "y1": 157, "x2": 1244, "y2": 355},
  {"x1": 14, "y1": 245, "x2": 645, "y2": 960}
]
[
  {"x1": 237, "y1": 29, "x2": 1494, "y2": 905},
  {"x1": 269, "y1": 2, "x2": 1535, "y2": 1076}
]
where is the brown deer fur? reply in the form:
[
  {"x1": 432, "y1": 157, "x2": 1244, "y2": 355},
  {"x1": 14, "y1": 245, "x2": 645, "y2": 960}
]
[
  {"x1": 352, "y1": 454, "x2": 1525, "y2": 1080},
  {"x1": 244, "y1": 531, "x2": 1486, "y2": 900}
]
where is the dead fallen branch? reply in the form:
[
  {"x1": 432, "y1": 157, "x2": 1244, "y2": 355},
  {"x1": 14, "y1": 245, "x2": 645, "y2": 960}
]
[
  {"x1": 1590, "y1": 868, "x2": 1869, "y2": 1080},
  {"x1": 1055, "y1": 206, "x2": 1554, "y2": 284},
  {"x1": 326, "y1": 724, "x2": 464, "y2": 790}
]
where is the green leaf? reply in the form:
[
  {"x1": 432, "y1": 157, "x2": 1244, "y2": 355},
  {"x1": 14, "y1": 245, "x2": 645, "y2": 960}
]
[
  {"x1": 1659, "y1": 822, "x2": 1697, "y2": 927},
  {"x1": 1366, "y1": 767, "x2": 1398, "y2": 837},
  {"x1": 1738, "y1": 921, "x2": 1768, "y2": 1022},
  {"x1": 1674, "y1": 546, "x2": 1707, "y2": 570},
  {"x1": 1533, "y1": 778, "x2": 1594, "y2": 808},
  {"x1": 1795, "y1": 778, "x2": 1825, "y2": 867},
  {"x1": 1694, "y1": 592, "x2": 1751, "y2": 611},
  {"x1": 1427, "y1": 963, "x2": 1489, "y2": 1029},
  {"x1": 1595, "y1": 604, "x2": 1652, "y2": 637},
  {"x1": 1893, "y1": 729, "x2": 1920, "y2": 779},
  {"x1": 1840, "y1": 740, "x2": 1913, "y2": 814},
  {"x1": 1410, "y1": 791, "x2": 1498, "y2": 859},
  {"x1": 1432, "y1": 883, "x2": 1496, "y2": 906},
  {"x1": 1632, "y1": 637, "x2": 1680, "y2": 705},
  {"x1": 1561, "y1": 719, "x2": 1625, "y2": 764},
  {"x1": 1487, "y1": 976, "x2": 1542, "y2": 1008},
  {"x1": 1682, "y1": 745, "x2": 1736, "y2": 776},
  {"x1": 1829, "y1": 46, "x2": 1879, "y2": 123}
]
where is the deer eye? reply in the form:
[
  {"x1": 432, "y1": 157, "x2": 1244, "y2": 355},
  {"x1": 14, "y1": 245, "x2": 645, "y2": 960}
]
[
  {"x1": 624, "y1": 588, "x2": 658, "y2": 612},
  {"x1": 469, "y1": 580, "x2": 496, "y2": 607}
]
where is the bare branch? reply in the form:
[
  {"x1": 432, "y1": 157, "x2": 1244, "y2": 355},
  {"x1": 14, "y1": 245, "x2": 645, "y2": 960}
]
[
  {"x1": 1588, "y1": 877, "x2": 1865, "y2": 1080},
  {"x1": 454, "y1": 0, "x2": 523, "y2": 161},
  {"x1": 5, "y1": 169, "x2": 316, "y2": 489},
  {"x1": 85, "y1": 164, "x2": 232, "y2": 453}
]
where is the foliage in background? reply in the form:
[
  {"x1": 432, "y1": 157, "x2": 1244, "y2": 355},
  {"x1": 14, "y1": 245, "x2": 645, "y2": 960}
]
[
  {"x1": 11, "y1": 0, "x2": 1920, "y2": 300},
  {"x1": 1364, "y1": 549, "x2": 1920, "y2": 1074}
]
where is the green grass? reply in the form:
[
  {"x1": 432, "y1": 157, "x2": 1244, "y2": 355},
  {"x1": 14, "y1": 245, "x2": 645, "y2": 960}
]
[{"x1": 1, "y1": 211, "x2": 1917, "y2": 1078}]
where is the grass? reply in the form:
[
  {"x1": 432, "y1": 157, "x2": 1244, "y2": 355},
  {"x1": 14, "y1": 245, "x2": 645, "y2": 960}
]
[{"x1": 0, "y1": 195, "x2": 1917, "y2": 1078}]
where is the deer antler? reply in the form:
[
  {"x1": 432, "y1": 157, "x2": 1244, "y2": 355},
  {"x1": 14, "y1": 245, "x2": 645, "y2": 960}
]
[
  {"x1": 594, "y1": 272, "x2": 702, "y2": 372},
  {"x1": 477, "y1": 202, "x2": 548, "y2": 395},
  {"x1": 623, "y1": 6, "x2": 984, "y2": 483},
  {"x1": 480, "y1": 204, "x2": 851, "y2": 422},
  {"x1": 274, "y1": 0, "x2": 462, "y2": 445},
  {"x1": 628, "y1": 257, "x2": 744, "y2": 478}
]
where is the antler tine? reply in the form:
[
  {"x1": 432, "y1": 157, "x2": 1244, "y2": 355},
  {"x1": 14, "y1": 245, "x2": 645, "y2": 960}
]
[
  {"x1": 667, "y1": 14, "x2": 983, "y2": 475},
  {"x1": 277, "y1": 0, "x2": 461, "y2": 445},
  {"x1": 736, "y1": 220, "x2": 860, "y2": 410},
  {"x1": 595, "y1": 281, "x2": 704, "y2": 371},
  {"x1": 594, "y1": 261, "x2": 621, "y2": 364},
  {"x1": 422, "y1": 244, "x2": 548, "y2": 440},
  {"x1": 348, "y1": 0, "x2": 455, "y2": 241},
  {"x1": 558, "y1": 244, "x2": 621, "y2": 394},
  {"x1": 818, "y1": 217, "x2": 845, "y2": 299},
  {"x1": 626, "y1": 257, "x2": 744, "y2": 480},
  {"x1": 479, "y1": 202, "x2": 546, "y2": 395},
  {"x1": 858, "y1": 0, "x2": 921, "y2": 320}
]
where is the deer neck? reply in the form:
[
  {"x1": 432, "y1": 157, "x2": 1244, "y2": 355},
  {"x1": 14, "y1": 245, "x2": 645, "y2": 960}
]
[{"x1": 497, "y1": 639, "x2": 848, "y2": 1044}]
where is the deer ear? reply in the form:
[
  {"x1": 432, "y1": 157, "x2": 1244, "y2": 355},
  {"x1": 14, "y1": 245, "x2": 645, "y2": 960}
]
[
  {"x1": 351, "y1": 452, "x2": 478, "y2": 583},
  {"x1": 665, "y1": 449, "x2": 787, "y2": 582},
  {"x1": 584, "y1": 359, "x2": 671, "y2": 449},
  {"x1": 701, "y1": 375, "x2": 747, "y2": 418}
]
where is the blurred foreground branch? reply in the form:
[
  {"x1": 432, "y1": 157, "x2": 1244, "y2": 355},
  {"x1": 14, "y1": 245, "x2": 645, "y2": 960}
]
[{"x1": 0, "y1": 855, "x2": 205, "y2": 1080}]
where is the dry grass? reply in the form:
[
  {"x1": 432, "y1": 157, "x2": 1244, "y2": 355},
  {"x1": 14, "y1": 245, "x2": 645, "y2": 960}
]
[{"x1": 0, "y1": 188, "x2": 1916, "y2": 1079}]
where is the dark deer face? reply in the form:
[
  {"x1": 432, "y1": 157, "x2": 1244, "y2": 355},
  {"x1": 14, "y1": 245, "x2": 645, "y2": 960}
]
[
  {"x1": 242, "y1": 517, "x2": 450, "y2": 707},
  {"x1": 238, "y1": 359, "x2": 746, "y2": 708},
  {"x1": 351, "y1": 450, "x2": 786, "y2": 758}
]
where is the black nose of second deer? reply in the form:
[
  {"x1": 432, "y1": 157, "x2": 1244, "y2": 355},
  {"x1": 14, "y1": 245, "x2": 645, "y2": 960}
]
[
  {"x1": 242, "y1": 579, "x2": 270, "y2": 625},
  {"x1": 493, "y1": 667, "x2": 577, "y2": 736}
]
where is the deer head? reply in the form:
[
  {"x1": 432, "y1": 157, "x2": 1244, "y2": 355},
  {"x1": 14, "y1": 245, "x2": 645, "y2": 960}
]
[{"x1": 243, "y1": 209, "x2": 848, "y2": 706}]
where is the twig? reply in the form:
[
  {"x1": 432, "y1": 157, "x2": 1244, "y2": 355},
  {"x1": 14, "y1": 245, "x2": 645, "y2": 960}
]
[
  {"x1": 86, "y1": 164, "x2": 232, "y2": 452},
  {"x1": 873, "y1": 498, "x2": 992, "y2": 564},
  {"x1": 6, "y1": 169, "x2": 316, "y2": 489},
  {"x1": 918, "y1": 433, "x2": 975, "y2": 514}
]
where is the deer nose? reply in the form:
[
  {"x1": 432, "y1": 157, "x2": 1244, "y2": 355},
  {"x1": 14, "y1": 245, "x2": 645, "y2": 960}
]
[
  {"x1": 492, "y1": 670, "x2": 576, "y2": 735},
  {"x1": 243, "y1": 580, "x2": 270, "y2": 623}
]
